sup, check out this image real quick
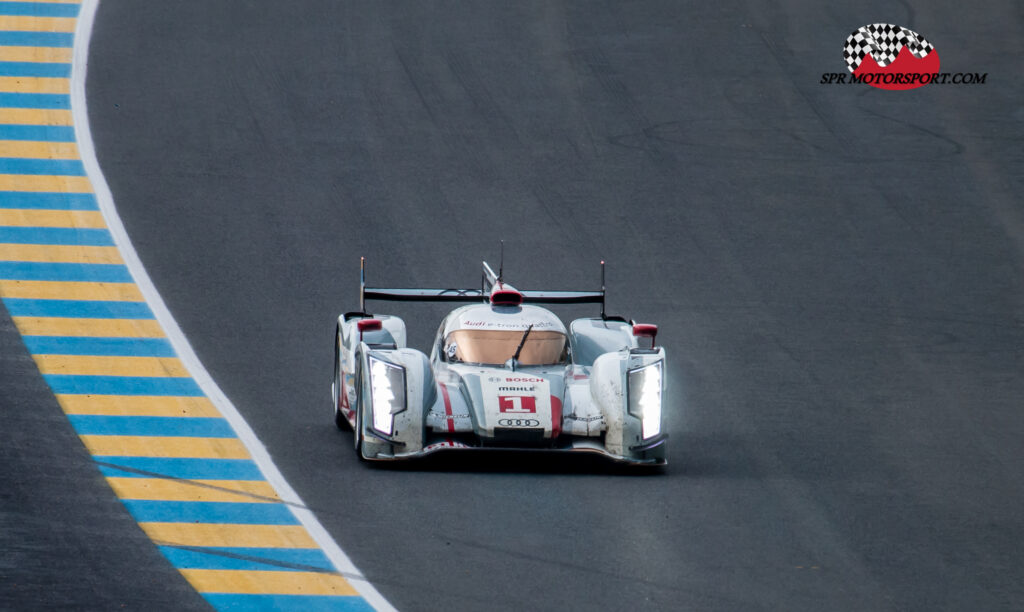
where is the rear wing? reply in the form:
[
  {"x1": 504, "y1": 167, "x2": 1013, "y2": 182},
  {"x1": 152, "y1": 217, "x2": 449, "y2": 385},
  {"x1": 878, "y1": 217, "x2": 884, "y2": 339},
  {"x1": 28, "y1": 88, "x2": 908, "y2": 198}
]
[{"x1": 358, "y1": 258, "x2": 608, "y2": 317}]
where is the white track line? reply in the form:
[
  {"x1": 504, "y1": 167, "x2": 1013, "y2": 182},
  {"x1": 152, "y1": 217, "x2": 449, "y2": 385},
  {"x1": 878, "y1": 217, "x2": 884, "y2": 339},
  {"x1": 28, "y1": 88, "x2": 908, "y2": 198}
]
[{"x1": 72, "y1": 3, "x2": 396, "y2": 610}]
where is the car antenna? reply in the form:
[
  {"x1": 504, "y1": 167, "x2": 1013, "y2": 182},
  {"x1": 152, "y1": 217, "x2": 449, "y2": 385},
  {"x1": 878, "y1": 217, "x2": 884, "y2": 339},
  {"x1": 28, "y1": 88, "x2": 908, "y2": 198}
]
[
  {"x1": 498, "y1": 240, "x2": 504, "y2": 286},
  {"x1": 360, "y1": 256, "x2": 366, "y2": 314},
  {"x1": 510, "y1": 323, "x2": 534, "y2": 371},
  {"x1": 600, "y1": 259, "x2": 606, "y2": 319}
]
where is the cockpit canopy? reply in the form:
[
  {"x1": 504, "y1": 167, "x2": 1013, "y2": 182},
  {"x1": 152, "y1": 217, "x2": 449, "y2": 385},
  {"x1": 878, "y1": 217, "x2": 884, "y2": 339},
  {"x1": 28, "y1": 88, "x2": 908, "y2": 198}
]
[{"x1": 445, "y1": 329, "x2": 568, "y2": 366}]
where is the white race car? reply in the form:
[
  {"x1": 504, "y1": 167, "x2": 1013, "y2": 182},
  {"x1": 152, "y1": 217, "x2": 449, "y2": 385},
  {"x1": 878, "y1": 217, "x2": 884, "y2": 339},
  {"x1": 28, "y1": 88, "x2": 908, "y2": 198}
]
[{"x1": 332, "y1": 259, "x2": 668, "y2": 465}]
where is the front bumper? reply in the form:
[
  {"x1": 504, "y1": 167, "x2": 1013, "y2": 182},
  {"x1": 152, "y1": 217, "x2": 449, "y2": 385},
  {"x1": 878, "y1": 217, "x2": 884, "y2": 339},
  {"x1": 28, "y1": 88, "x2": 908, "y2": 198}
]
[{"x1": 362, "y1": 434, "x2": 668, "y2": 466}]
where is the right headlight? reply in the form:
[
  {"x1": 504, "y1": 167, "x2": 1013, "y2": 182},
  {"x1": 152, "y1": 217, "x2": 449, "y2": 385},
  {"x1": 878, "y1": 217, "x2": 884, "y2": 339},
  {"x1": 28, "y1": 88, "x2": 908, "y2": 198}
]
[
  {"x1": 628, "y1": 361, "x2": 662, "y2": 440},
  {"x1": 368, "y1": 356, "x2": 406, "y2": 436}
]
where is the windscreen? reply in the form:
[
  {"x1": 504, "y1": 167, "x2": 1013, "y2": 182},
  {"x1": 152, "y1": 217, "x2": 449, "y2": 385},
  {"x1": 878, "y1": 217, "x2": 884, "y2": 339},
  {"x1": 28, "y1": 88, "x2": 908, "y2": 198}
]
[{"x1": 446, "y1": 329, "x2": 567, "y2": 366}]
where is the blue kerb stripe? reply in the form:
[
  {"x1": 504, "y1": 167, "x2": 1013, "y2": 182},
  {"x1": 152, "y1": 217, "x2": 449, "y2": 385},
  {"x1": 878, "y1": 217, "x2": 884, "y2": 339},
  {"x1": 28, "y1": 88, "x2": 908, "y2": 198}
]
[
  {"x1": 123, "y1": 501, "x2": 299, "y2": 525},
  {"x1": 3, "y1": 298, "x2": 153, "y2": 319},
  {"x1": 0, "y1": 31, "x2": 73, "y2": 48},
  {"x1": 0, "y1": 226, "x2": 113, "y2": 245},
  {"x1": 159, "y1": 546, "x2": 334, "y2": 572},
  {"x1": 47, "y1": 375, "x2": 205, "y2": 397},
  {"x1": 0, "y1": 93, "x2": 70, "y2": 110},
  {"x1": 0, "y1": 192, "x2": 97, "y2": 210},
  {"x1": 23, "y1": 336, "x2": 175, "y2": 357},
  {"x1": 0, "y1": 2, "x2": 81, "y2": 18},
  {"x1": 0, "y1": 261, "x2": 130, "y2": 281},
  {"x1": 96, "y1": 457, "x2": 263, "y2": 481},
  {"x1": 203, "y1": 594, "x2": 374, "y2": 611},
  {"x1": 68, "y1": 415, "x2": 231, "y2": 436},
  {"x1": 0, "y1": 124, "x2": 76, "y2": 141},
  {"x1": 0, "y1": 61, "x2": 71, "y2": 78},
  {"x1": 0, "y1": 157, "x2": 84, "y2": 175}
]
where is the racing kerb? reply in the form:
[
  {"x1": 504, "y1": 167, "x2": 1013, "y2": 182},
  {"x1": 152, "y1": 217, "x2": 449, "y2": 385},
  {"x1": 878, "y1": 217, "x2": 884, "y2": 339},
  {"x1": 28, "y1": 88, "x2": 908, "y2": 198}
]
[{"x1": 0, "y1": 2, "x2": 390, "y2": 609}]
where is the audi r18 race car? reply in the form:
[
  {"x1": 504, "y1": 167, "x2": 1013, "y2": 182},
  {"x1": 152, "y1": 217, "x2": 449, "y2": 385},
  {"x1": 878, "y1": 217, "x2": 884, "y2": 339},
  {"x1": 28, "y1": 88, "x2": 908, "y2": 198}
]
[{"x1": 332, "y1": 258, "x2": 668, "y2": 465}]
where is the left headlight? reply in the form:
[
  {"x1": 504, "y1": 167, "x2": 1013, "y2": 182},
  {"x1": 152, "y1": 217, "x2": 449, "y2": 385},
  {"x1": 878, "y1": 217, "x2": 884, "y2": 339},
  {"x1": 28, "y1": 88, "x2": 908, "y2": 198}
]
[
  {"x1": 368, "y1": 356, "x2": 406, "y2": 436},
  {"x1": 628, "y1": 361, "x2": 662, "y2": 440}
]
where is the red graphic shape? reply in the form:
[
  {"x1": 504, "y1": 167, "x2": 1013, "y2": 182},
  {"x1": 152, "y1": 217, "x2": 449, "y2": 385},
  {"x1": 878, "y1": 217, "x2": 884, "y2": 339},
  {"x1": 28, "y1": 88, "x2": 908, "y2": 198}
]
[
  {"x1": 550, "y1": 395, "x2": 562, "y2": 439},
  {"x1": 854, "y1": 45, "x2": 940, "y2": 91},
  {"x1": 440, "y1": 383, "x2": 455, "y2": 433},
  {"x1": 499, "y1": 395, "x2": 537, "y2": 413}
]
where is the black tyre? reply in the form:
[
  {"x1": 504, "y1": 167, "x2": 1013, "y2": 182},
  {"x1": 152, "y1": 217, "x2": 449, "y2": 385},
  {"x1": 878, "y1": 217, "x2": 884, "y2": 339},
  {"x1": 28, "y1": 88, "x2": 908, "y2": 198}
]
[{"x1": 334, "y1": 376, "x2": 349, "y2": 430}]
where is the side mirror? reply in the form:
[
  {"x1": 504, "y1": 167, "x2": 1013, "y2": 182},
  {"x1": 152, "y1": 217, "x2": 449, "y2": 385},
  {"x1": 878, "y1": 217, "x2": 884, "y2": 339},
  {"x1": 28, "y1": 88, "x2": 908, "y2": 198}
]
[
  {"x1": 357, "y1": 318, "x2": 383, "y2": 340},
  {"x1": 632, "y1": 323, "x2": 658, "y2": 348}
]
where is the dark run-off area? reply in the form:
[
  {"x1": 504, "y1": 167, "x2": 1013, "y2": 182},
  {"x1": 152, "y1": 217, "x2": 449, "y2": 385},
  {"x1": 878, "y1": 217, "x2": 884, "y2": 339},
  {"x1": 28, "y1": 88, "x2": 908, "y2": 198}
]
[{"x1": 0, "y1": 301, "x2": 210, "y2": 610}]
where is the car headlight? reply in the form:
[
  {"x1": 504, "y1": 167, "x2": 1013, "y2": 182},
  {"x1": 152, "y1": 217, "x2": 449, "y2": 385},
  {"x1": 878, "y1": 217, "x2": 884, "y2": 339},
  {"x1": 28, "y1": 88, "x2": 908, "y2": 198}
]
[
  {"x1": 628, "y1": 361, "x2": 662, "y2": 440},
  {"x1": 368, "y1": 356, "x2": 406, "y2": 436}
]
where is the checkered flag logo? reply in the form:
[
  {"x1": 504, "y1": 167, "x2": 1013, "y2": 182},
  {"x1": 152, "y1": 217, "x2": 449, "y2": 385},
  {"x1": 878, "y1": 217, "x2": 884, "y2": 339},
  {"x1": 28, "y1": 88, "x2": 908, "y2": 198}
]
[{"x1": 843, "y1": 23, "x2": 935, "y2": 73}]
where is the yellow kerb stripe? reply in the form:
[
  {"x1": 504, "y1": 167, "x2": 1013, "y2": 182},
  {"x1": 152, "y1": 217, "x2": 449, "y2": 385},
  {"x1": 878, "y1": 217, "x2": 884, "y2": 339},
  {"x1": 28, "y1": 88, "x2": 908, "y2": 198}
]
[
  {"x1": 0, "y1": 244, "x2": 119, "y2": 264},
  {"x1": 0, "y1": 108, "x2": 72, "y2": 125},
  {"x1": 12, "y1": 317, "x2": 163, "y2": 337},
  {"x1": 0, "y1": 280, "x2": 140, "y2": 300},
  {"x1": 34, "y1": 355, "x2": 190, "y2": 377},
  {"x1": 0, "y1": 174, "x2": 92, "y2": 193},
  {"x1": 0, "y1": 140, "x2": 78, "y2": 159},
  {"x1": 0, "y1": 209, "x2": 104, "y2": 228},
  {"x1": 58, "y1": 395, "x2": 220, "y2": 417},
  {"x1": 82, "y1": 435, "x2": 250, "y2": 459},
  {"x1": 0, "y1": 46, "x2": 73, "y2": 63},
  {"x1": 0, "y1": 76, "x2": 69, "y2": 93},
  {"x1": 106, "y1": 478, "x2": 279, "y2": 503},
  {"x1": 140, "y1": 523, "x2": 317, "y2": 549},
  {"x1": 180, "y1": 570, "x2": 356, "y2": 596},
  {"x1": 0, "y1": 16, "x2": 77, "y2": 32}
]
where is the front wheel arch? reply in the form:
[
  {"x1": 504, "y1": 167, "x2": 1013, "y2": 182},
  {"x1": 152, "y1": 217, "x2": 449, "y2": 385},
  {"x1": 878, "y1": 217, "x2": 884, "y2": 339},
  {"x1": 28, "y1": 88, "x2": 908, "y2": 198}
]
[{"x1": 333, "y1": 326, "x2": 350, "y2": 430}]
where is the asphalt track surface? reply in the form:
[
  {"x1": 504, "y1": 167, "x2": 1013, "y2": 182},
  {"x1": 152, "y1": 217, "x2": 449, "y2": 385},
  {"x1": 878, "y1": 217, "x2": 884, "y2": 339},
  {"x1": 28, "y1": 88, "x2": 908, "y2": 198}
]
[{"x1": 16, "y1": 1, "x2": 1019, "y2": 610}]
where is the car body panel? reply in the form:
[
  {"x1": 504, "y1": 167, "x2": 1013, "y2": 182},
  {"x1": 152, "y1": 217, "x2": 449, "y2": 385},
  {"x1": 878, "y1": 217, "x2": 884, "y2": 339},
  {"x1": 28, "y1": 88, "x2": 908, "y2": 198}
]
[{"x1": 332, "y1": 261, "x2": 669, "y2": 465}]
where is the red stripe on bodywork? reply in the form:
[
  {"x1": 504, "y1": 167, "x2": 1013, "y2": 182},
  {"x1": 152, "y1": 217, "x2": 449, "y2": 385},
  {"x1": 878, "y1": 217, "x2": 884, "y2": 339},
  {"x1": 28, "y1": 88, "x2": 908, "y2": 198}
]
[
  {"x1": 440, "y1": 383, "x2": 455, "y2": 433},
  {"x1": 550, "y1": 395, "x2": 562, "y2": 438},
  {"x1": 339, "y1": 379, "x2": 354, "y2": 425}
]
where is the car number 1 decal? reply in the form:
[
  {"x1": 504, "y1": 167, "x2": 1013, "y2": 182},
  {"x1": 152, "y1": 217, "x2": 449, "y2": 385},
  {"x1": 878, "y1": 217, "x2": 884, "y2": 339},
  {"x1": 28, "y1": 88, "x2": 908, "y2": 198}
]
[
  {"x1": 483, "y1": 377, "x2": 551, "y2": 429},
  {"x1": 499, "y1": 395, "x2": 537, "y2": 413}
]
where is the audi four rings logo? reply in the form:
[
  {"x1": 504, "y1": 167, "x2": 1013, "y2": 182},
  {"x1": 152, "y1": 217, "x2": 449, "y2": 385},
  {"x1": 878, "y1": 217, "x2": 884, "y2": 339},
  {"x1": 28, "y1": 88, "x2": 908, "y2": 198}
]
[{"x1": 498, "y1": 419, "x2": 541, "y2": 427}]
